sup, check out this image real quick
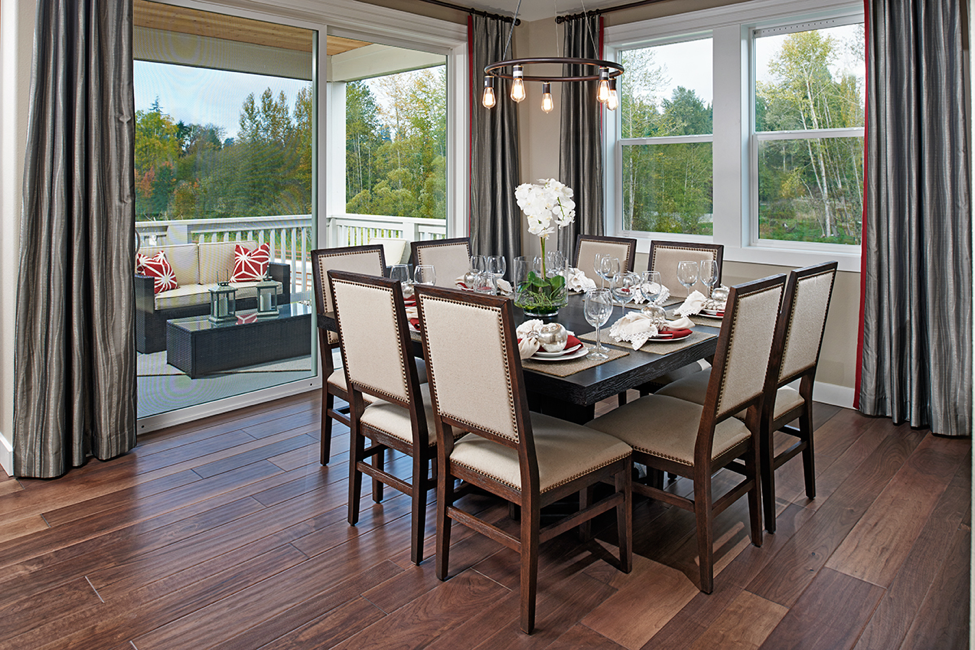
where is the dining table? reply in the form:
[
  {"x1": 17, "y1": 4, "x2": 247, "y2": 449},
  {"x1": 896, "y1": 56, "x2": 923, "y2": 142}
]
[{"x1": 321, "y1": 290, "x2": 721, "y2": 425}]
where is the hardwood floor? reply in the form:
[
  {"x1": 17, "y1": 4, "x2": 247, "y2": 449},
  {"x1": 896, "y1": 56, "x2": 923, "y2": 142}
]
[{"x1": 0, "y1": 391, "x2": 968, "y2": 649}]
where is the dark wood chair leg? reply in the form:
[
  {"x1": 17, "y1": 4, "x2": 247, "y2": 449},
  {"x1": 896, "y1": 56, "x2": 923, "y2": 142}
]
[
  {"x1": 410, "y1": 454, "x2": 428, "y2": 565},
  {"x1": 579, "y1": 486, "x2": 594, "y2": 541},
  {"x1": 509, "y1": 502, "x2": 520, "y2": 521},
  {"x1": 617, "y1": 391, "x2": 628, "y2": 407},
  {"x1": 746, "y1": 443, "x2": 764, "y2": 546},
  {"x1": 321, "y1": 389, "x2": 334, "y2": 465},
  {"x1": 694, "y1": 476, "x2": 715, "y2": 594},
  {"x1": 435, "y1": 466, "x2": 454, "y2": 581},
  {"x1": 617, "y1": 467, "x2": 633, "y2": 573},
  {"x1": 761, "y1": 424, "x2": 777, "y2": 534},
  {"x1": 800, "y1": 407, "x2": 816, "y2": 499},
  {"x1": 520, "y1": 501, "x2": 540, "y2": 634},
  {"x1": 348, "y1": 430, "x2": 365, "y2": 526},
  {"x1": 372, "y1": 446, "x2": 384, "y2": 503}
]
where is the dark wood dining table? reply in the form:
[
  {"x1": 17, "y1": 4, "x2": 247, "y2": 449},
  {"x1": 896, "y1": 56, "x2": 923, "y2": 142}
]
[{"x1": 322, "y1": 291, "x2": 720, "y2": 424}]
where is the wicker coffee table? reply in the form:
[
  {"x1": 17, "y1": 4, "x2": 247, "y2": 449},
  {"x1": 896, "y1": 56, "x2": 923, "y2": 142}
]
[{"x1": 166, "y1": 303, "x2": 313, "y2": 378}]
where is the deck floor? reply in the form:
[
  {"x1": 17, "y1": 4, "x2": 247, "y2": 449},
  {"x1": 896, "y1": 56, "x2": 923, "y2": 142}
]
[{"x1": 0, "y1": 390, "x2": 968, "y2": 649}]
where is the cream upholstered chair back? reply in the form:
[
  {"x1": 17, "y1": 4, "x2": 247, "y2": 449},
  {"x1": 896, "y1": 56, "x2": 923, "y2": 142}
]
[
  {"x1": 329, "y1": 271, "x2": 414, "y2": 405},
  {"x1": 706, "y1": 275, "x2": 786, "y2": 420},
  {"x1": 649, "y1": 241, "x2": 724, "y2": 299},
  {"x1": 411, "y1": 238, "x2": 471, "y2": 287},
  {"x1": 777, "y1": 262, "x2": 838, "y2": 383},
  {"x1": 312, "y1": 245, "x2": 386, "y2": 346},
  {"x1": 415, "y1": 287, "x2": 524, "y2": 446},
  {"x1": 574, "y1": 235, "x2": 637, "y2": 276}
]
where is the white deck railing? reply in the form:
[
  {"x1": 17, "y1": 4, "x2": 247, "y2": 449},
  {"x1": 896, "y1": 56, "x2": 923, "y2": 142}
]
[{"x1": 136, "y1": 213, "x2": 448, "y2": 295}]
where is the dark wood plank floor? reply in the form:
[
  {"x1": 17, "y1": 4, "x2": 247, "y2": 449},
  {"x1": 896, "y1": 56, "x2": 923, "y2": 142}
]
[{"x1": 0, "y1": 391, "x2": 968, "y2": 649}]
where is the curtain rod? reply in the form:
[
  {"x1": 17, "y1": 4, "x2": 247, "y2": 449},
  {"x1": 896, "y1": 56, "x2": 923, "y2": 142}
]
[
  {"x1": 555, "y1": 0, "x2": 670, "y2": 24},
  {"x1": 416, "y1": 0, "x2": 522, "y2": 25}
]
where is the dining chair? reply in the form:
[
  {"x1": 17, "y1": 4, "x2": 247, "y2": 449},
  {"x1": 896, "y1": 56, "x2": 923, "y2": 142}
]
[
  {"x1": 586, "y1": 274, "x2": 787, "y2": 593},
  {"x1": 655, "y1": 261, "x2": 838, "y2": 533},
  {"x1": 414, "y1": 285, "x2": 633, "y2": 634},
  {"x1": 311, "y1": 245, "x2": 386, "y2": 465},
  {"x1": 648, "y1": 240, "x2": 724, "y2": 300},
  {"x1": 573, "y1": 234, "x2": 638, "y2": 276},
  {"x1": 328, "y1": 269, "x2": 441, "y2": 565},
  {"x1": 410, "y1": 237, "x2": 472, "y2": 287}
]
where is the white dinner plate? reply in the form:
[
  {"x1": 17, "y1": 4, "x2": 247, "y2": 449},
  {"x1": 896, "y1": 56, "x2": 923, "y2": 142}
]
[
  {"x1": 648, "y1": 331, "x2": 693, "y2": 343},
  {"x1": 698, "y1": 309, "x2": 724, "y2": 320},
  {"x1": 533, "y1": 343, "x2": 583, "y2": 359},
  {"x1": 530, "y1": 346, "x2": 589, "y2": 362}
]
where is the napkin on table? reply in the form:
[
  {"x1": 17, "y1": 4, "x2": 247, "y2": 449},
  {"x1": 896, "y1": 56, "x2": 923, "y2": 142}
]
[
  {"x1": 566, "y1": 268, "x2": 596, "y2": 293},
  {"x1": 608, "y1": 311, "x2": 695, "y2": 350},
  {"x1": 675, "y1": 290, "x2": 709, "y2": 317},
  {"x1": 515, "y1": 320, "x2": 580, "y2": 359},
  {"x1": 454, "y1": 275, "x2": 513, "y2": 295}
]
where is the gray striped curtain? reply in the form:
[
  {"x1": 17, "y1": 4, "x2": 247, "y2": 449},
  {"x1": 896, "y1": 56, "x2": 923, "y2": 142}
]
[
  {"x1": 857, "y1": 0, "x2": 971, "y2": 436},
  {"x1": 469, "y1": 15, "x2": 521, "y2": 265},
  {"x1": 14, "y1": 0, "x2": 137, "y2": 477},
  {"x1": 558, "y1": 15, "x2": 604, "y2": 254}
]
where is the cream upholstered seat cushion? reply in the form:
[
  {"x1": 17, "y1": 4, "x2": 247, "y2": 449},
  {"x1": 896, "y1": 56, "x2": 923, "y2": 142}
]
[
  {"x1": 199, "y1": 241, "x2": 256, "y2": 284},
  {"x1": 656, "y1": 371, "x2": 805, "y2": 422},
  {"x1": 585, "y1": 394, "x2": 749, "y2": 466},
  {"x1": 359, "y1": 383, "x2": 439, "y2": 446},
  {"x1": 153, "y1": 280, "x2": 281, "y2": 310},
  {"x1": 448, "y1": 412, "x2": 631, "y2": 493},
  {"x1": 141, "y1": 244, "x2": 200, "y2": 287}
]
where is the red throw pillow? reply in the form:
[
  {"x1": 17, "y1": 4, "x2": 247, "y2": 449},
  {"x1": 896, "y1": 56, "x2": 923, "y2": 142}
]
[
  {"x1": 138, "y1": 251, "x2": 178, "y2": 294},
  {"x1": 231, "y1": 243, "x2": 270, "y2": 282}
]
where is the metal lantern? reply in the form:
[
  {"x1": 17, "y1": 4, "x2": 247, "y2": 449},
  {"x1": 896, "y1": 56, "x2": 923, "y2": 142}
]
[
  {"x1": 255, "y1": 275, "x2": 279, "y2": 318},
  {"x1": 208, "y1": 283, "x2": 237, "y2": 323}
]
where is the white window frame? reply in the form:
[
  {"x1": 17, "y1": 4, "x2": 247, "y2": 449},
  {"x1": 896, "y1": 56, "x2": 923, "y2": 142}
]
[
  {"x1": 605, "y1": 0, "x2": 864, "y2": 272},
  {"x1": 616, "y1": 33, "x2": 715, "y2": 243}
]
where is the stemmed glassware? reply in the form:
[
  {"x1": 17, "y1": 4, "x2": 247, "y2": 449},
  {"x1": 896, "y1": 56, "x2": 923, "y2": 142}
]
[
  {"x1": 677, "y1": 260, "x2": 700, "y2": 297},
  {"x1": 611, "y1": 271, "x2": 640, "y2": 320},
  {"x1": 584, "y1": 288, "x2": 614, "y2": 360},
  {"x1": 595, "y1": 255, "x2": 621, "y2": 290},
  {"x1": 413, "y1": 265, "x2": 436, "y2": 287},
  {"x1": 390, "y1": 264, "x2": 411, "y2": 295},
  {"x1": 699, "y1": 260, "x2": 719, "y2": 298},
  {"x1": 639, "y1": 270, "x2": 666, "y2": 325},
  {"x1": 488, "y1": 255, "x2": 506, "y2": 282}
]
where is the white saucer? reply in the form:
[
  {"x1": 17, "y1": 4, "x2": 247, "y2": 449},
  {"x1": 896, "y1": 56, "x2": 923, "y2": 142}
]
[
  {"x1": 530, "y1": 346, "x2": 589, "y2": 362},
  {"x1": 533, "y1": 343, "x2": 583, "y2": 359}
]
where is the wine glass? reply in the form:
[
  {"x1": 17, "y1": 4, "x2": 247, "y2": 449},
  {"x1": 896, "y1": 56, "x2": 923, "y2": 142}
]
[
  {"x1": 639, "y1": 270, "x2": 666, "y2": 325},
  {"x1": 597, "y1": 256, "x2": 621, "y2": 291},
  {"x1": 699, "y1": 260, "x2": 719, "y2": 298},
  {"x1": 584, "y1": 289, "x2": 614, "y2": 360},
  {"x1": 466, "y1": 255, "x2": 486, "y2": 287},
  {"x1": 677, "y1": 260, "x2": 700, "y2": 297},
  {"x1": 488, "y1": 255, "x2": 506, "y2": 282},
  {"x1": 414, "y1": 265, "x2": 436, "y2": 287},
  {"x1": 389, "y1": 264, "x2": 411, "y2": 296},
  {"x1": 611, "y1": 271, "x2": 640, "y2": 320}
]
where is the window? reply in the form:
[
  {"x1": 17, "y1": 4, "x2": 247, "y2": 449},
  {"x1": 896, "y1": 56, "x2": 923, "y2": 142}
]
[
  {"x1": 619, "y1": 37, "x2": 713, "y2": 236},
  {"x1": 753, "y1": 20, "x2": 865, "y2": 245},
  {"x1": 606, "y1": 0, "x2": 865, "y2": 268}
]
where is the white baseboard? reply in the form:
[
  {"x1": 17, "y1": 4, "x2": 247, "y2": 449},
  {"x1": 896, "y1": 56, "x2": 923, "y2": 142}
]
[
  {"x1": 0, "y1": 432, "x2": 12, "y2": 477},
  {"x1": 812, "y1": 381, "x2": 855, "y2": 410},
  {"x1": 138, "y1": 376, "x2": 322, "y2": 435}
]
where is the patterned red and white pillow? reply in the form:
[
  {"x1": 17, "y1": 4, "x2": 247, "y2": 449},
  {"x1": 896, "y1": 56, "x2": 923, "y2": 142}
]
[
  {"x1": 137, "y1": 251, "x2": 178, "y2": 294},
  {"x1": 231, "y1": 243, "x2": 270, "y2": 282}
]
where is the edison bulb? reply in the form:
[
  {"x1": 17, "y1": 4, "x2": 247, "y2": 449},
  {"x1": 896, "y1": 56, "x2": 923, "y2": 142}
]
[
  {"x1": 511, "y1": 65, "x2": 526, "y2": 103},
  {"x1": 596, "y1": 68, "x2": 611, "y2": 104},
  {"x1": 482, "y1": 78, "x2": 496, "y2": 108},
  {"x1": 540, "y1": 82, "x2": 554, "y2": 113},
  {"x1": 606, "y1": 80, "x2": 619, "y2": 111}
]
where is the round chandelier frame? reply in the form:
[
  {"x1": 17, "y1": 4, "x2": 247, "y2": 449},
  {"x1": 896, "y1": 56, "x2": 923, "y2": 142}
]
[{"x1": 484, "y1": 58, "x2": 624, "y2": 83}]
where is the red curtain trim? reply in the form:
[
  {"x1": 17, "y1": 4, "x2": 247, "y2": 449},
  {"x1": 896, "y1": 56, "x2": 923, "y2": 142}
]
[{"x1": 853, "y1": 0, "x2": 870, "y2": 410}]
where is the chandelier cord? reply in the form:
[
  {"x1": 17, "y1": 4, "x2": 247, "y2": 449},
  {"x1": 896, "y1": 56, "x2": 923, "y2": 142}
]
[
  {"x1": 580, "y1": 0, "x2": 599, "y2": 57},
  {"x1": 502, "y1": 0, "x2": 522, "y2": 60}
]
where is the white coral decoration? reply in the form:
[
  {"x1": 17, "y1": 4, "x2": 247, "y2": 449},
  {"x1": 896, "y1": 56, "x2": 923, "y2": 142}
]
[{"x1": 515, "y1": 179, "x2": 576, "y2": 240}]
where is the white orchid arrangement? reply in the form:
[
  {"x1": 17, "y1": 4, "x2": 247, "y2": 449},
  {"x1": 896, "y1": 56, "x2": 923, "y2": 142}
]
[{"x1": 515, "y1": 179, "x2": 576, "y2": 240}]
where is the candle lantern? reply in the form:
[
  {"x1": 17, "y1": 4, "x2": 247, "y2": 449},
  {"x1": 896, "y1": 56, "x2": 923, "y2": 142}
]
[
  {"x1": 255, "y1": 275, "x2": 279, "y2": 318},
  {"x1": 208, "y1": 282, "x2": 237, "y2": 323}
]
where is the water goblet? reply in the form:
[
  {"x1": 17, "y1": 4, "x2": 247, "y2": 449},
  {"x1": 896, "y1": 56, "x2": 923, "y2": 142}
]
[
  {"x1": 488, "y1": 254, "x2": 506, "y2": 282},
  {"x1": 699, "y1": 260, "x2": 719, "y2": 298},
  {"x1": 597, "y1": 256, "x2": 621, "y2": 291},
  {"x1": 414, "y1": 265, "x2": 436, "y2": 287},
  {"x1": 611, "y1": 271, "x2": 640, "y2": 320},
  {"x1": 677, "y1": 260, "x2": 700, "y2": 297},
  {"x1": 389, "y1": 263, "x2": 412, "y2": 296},
  {"x1": 584, "y1": 288, "x2": 614, "y2": 360}
]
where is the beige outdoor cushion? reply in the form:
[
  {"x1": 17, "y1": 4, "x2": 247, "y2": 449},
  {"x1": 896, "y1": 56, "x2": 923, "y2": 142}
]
[
  {"x1": 586, "y1": 394, "x2": 750, "y2": 467},
  {"x1": 448, "y1": 412, "x2": 631, "y2": 494},
  {"x1": 656, "y1": 371, "x2": 806, "y2": 422},
  {"x1": 371, "y1": 238, "x2": 410, "y2": 265},
  {"x1": 141, "y1": 244, "x2": 199, "y2": 287},
  {"x1": 359, "y1": 383, "x2": 438, "y2": 446},
  {"x1": 153, "y1": 280, "x2": 281, "y2": 311},
  {"x1": 199, "y1": 240, "x2": 257, "y2": 285}
]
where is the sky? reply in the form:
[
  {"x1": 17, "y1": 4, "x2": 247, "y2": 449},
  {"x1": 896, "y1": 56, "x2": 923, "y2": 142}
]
[{"x1": 134, "y1": 60, "x2": 311, "y2": 140}]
